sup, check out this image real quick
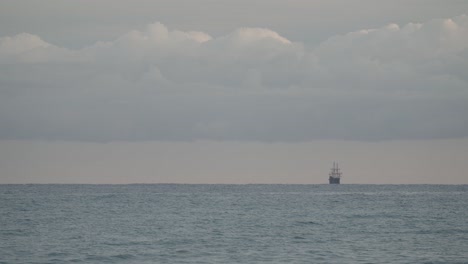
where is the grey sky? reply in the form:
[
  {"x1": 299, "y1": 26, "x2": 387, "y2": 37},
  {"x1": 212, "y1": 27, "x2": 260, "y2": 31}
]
[
  {"x1": 2, "y1": 0, "x2": 467, "y2": 47},
  {"x1": 1, "y1": 1, "x2": 467, "y2": 183},
  {"x1": 1, "y1": 139, "x2": 467, "y2": 184}
]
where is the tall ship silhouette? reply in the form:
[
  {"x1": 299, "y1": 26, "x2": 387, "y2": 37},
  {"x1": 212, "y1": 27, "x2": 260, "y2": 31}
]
[{"x1": 329, "y1": 162, "x2": 342, "y2": 184}]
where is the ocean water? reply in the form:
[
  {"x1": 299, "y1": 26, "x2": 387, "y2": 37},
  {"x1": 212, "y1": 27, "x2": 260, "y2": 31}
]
[{"x1": 1, "y1": 184, "x2": 468, "y2": 263}]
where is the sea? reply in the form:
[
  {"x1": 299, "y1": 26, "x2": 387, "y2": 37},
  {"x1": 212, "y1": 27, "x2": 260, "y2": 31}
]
[{"x1": 1, "y1": 184, "x2": 467, "y2": 263}]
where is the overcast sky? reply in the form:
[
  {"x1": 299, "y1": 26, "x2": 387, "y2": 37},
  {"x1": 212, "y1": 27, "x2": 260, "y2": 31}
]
[{"x1": 1, "y1": 0, "x2": 467, "y2": 184}]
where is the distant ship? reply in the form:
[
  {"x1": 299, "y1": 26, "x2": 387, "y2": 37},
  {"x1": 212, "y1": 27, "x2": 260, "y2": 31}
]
[{"x1": 329, "y1": 162, "x2": 342, "y2": 184}]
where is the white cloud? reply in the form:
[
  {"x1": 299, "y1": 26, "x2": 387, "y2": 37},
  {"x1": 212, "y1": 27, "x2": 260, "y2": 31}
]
[
  {"x1": 225, "y1": 27, "x2": 292, "y2": 45},
  {"x1": 0, "y1": 33, "x2": 50, "y2": 55},
  {"x1": 0, "y1": 16, "x2": 467, "y2": 141}
]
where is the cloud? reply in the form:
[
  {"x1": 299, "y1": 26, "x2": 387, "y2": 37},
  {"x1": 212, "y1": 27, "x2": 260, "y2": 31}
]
[
  {"x1": 0, "y1": 15, "x2": 467, "y2": 141},
  {"x1": 0, "y1": 33, "x2": 50, "y2": 55}
]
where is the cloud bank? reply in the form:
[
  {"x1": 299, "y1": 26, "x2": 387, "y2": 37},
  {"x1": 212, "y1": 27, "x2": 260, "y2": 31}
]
[{"x1": 1, "y1": 15, "x2": 467, "y2": 141}]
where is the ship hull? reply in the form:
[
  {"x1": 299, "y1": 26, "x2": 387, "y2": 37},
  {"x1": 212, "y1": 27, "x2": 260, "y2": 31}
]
[{"x1": 329, "y1": 177, "x2": 340, "y2": 184}]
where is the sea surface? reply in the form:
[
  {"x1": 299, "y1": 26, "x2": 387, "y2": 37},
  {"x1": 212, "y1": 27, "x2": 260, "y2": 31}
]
[{"x1": 1, "y1": 184, "x2": 468, "y2": 263}]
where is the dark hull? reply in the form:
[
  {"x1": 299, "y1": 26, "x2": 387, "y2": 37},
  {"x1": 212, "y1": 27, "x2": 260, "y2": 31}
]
[{"x1": 329, "y1": 177, "x2": 340, "y2": 184}]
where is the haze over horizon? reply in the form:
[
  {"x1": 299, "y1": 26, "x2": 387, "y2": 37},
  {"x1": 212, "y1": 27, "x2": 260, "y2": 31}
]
[{"x1": 1, "y1": 0, "x2": 467, "y2": 184}]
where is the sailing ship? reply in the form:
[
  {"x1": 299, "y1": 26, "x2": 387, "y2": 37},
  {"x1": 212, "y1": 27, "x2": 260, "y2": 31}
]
[{"x1": 329, "y1": 162, "x2": 342, "y2": 184}]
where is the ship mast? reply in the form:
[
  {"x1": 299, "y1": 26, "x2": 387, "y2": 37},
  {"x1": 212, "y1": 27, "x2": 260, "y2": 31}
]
[{"x1": 330, "y1": 162, "x2": 341, "y2": 178}]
